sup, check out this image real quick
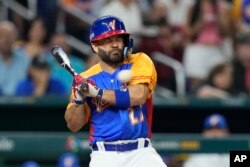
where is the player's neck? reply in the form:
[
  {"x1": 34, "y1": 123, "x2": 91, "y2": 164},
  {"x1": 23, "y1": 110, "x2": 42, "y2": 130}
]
[{"x1": 99, "y1": 61, "x2": 121, "y2": 74}]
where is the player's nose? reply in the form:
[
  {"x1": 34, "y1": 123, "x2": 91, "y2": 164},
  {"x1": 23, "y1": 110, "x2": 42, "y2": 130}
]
[{"x1": 110, "y1": 40, "x2": 119, "y2": 47}]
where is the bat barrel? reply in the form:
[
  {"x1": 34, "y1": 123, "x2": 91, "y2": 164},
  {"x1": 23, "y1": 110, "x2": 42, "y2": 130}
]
[{"x1": 50, "y1": 46, "x2": 77, "y2": 76}]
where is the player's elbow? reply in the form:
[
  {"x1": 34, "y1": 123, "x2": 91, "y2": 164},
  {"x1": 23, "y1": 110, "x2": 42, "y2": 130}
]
[
  {"x1": 65, "y1": 107, "x2": 85, "y2": 132},
  {"x1": 134, "y1": 94, "x2": 147, "y2": 105},
  {"x1": 130, "y1": 85, "x2": 149, "y2": 105},
  {"x1": 65, "y1": 117, "x2": 84, "y2": 132},
  {"x1": 130, "y1": 91, "x2": 148, "y2": 105},
  {"x1": 67, "y1": 123, "x2": 82, "y2": 132}
]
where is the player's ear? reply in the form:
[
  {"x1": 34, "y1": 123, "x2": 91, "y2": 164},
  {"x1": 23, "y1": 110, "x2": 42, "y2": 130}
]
[{"x1": 91, "y1": 42, "x2": 98, "y2": 53}]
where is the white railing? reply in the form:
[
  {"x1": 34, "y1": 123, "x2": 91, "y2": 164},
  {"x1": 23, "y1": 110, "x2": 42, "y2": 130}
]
[
  {"x1": 65, "y1": 34, "x2": 92, "y2": 56},
  {"x1": 152, "y1": 52, "x2": 186, "y2": 97},
  {"x1": 0, "y1": 0, "x2": 93, "y2": 56},
  {"x1": 58, "y1": 4, "x2": 96, "y2": 26},
  {"x1": 0, "y1": 0, "x2": 36, "y2": 21},
  {"x1": 56, "y1": 2, "x2": 96, "y2": 56}
]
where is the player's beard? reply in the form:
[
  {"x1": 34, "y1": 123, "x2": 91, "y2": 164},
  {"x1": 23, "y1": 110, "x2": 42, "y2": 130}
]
[{"x1": 98, "y1": 47, "x2": 124, "y2": 66}]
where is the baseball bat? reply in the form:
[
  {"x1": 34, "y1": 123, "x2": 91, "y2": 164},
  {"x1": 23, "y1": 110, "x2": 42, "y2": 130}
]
[
  {"x1": 51, "y1": 47, "x2": 101, "y2": 108},
  {"x1": 50, "y1": 46, "x2": 77, "y2": 76},
  {"x1": 50, "y1": 46, "x2": 88, "y2": 91}
]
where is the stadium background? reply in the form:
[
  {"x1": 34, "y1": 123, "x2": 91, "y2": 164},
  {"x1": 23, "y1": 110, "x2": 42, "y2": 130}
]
[{"x1": 0, "y1": 0, "x2": 249, "y2": 166}]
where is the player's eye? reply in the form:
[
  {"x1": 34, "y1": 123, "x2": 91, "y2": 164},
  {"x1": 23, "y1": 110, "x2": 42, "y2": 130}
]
[
  {"x1": 100, "y1": 38, "x2": 112, "y2": 44},
  {"x1": 97, "y1": 35, "x2": 123, "y2": 45},
  {"x1": 115, "y1": 36, "x2": 123, "y2": 42}
]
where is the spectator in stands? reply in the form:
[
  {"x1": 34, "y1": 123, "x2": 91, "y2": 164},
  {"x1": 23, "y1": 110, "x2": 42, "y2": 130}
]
[
  {"x1": 231, "y1": 0, "x2": 250, "y2": 33},
  {"x1": 59, "y1": 0, "x2": 93, "y2": 44},
  {"x1": 202, "y1": 113, "x2": 230, "y2": 137},
  {"x1": 231, "y1": 32, "x2": 250, "y2": 96},
  {"x1": 21, "y1": 160, "x2": 40, "y2": 167},
  {"x1": 183, "y1": 113, "x2": 230, "y2": 167},
  {"x1": 45, "y1": 33, "x2": 86, "y2": 95},
  {"x1": 99, "y1": 0, "x2": 143, "y2": 35},
  {"x1": 157, "y1": 0, "x2": 194, "y2": 30},
  {"x1": 138, "y1": 18, "x2": 185, "y2": 94},
  {"x1": 0, "y1": 21, "x2": 30, "y2": 96},
  {"x1": 183, "y1": 0, "x2": 232, "y2": 92},
  {"x1": 17, "y1": 17, "x2": 48, "y2": 59},
  {"x1": 143, "y1": 0, "x2": 167, "y2": 26},
  {"x1": 36, "y1": 0, "x2": 58, "y2": 35},
  {"x1": 195, "y1": 62, "x2": 234, "y2": 98},
  {"x1": 138, "y1": 0, "x2": 191, "y2": 95},
  {"x1": 15, "y1": 56, "x2": 66, "y2": 97},
  {"x1": 85, "y1": 53, "x2": 99, "y2": 69},
  {"x1": 57, "y1": 152, "x2": 80, "y2": 167},
  {"x1": 99, "y1": 0, "x2": 143, "y2": 48}
]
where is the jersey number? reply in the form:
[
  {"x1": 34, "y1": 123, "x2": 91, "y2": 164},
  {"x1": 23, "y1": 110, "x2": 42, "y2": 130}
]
[{"x1": 129, "y1": 106, "x2": 144, "y2": 125}]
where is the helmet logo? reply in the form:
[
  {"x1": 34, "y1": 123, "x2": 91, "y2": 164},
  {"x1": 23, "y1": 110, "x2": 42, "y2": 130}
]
[{"x1": 108, "y1": 20, "x2": 116, "y2": 30}]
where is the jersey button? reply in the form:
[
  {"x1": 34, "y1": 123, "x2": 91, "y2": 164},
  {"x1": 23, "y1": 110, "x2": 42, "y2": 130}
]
[{"x1": 111, "y1": 79, "x2": 114, "y2": 83}]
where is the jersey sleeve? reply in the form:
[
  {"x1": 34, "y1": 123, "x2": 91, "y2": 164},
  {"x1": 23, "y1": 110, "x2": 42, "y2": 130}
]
[{"x1": 129, "y1": 52, "x2": 157, "y2": 92}]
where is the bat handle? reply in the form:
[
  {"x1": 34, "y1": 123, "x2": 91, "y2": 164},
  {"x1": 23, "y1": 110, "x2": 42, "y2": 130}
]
[{"x1": 65, "y1": 65, "x2": 77, "y2": 77}]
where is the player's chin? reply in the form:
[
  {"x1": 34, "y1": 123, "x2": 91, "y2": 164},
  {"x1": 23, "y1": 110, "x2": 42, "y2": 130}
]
[
  {"x1": 110, "y1": 54, "x2": 123, "y2": 63},
  {"x1": 110, "y1": 52, "x2": 121, "y2": 58}
]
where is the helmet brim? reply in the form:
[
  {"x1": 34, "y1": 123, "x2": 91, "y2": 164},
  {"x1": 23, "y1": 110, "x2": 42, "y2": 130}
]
[{"x1": 91, "y1": 30, "x2": 130, "y2": 42}]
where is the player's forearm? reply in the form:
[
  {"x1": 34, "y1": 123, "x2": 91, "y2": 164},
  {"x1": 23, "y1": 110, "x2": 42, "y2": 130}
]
[
  {"x1": 101, "y1": 84, "x2": 149, "y2": 107},
  {"x1": 101, "y1": 90, "x2": 116, "y2": 105},
  {"x1": 128, "y1": 84, "x2": 149, "y2": 105},
  {"x1": 65, "y1": 104, "x2": 86, "y2": 132}
]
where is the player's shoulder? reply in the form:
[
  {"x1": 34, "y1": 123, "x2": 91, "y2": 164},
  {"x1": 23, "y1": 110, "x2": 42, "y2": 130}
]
[
  {"x1": 79, "y1": 63, "x2": 102, "y2": 78},
  {"x1": 128, "y1": 52, "x2": 153, "y2": 64},
  {"x1": 129, "y1": 52, "x2": 152, "y2": 62}
]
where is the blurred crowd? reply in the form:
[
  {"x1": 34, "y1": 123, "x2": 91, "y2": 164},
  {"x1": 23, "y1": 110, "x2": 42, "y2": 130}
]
[
  {"x1": 0, "y1": 1, "x2": 242, "y2": 166},
  {"x1": 1, "y1": 0, "x2": 250, "y2": 99}
]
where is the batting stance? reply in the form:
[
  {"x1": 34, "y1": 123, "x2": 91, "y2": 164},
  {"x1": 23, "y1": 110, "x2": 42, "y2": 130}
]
[{"x1": 65, "y1": 15, "x2": 167, "y2": 167}]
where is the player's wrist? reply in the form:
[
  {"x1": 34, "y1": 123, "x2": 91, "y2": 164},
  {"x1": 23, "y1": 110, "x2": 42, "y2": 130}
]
[
  {"x1": 96, "y1": 88, "x2": 103, "y2": 99},
  {"x1": 72, "y1": 98, "x2": 85, "y2": 105}
]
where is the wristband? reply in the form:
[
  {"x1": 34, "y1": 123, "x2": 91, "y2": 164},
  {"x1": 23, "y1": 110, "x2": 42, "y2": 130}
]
[{"x1": 114, "y1": 89, "x2": 130, "y2": 108}]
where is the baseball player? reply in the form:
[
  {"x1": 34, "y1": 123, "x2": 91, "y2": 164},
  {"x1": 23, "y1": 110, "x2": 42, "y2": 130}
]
[{"x1": 65, "y1": 15, "x2": 167, "y2": 167}]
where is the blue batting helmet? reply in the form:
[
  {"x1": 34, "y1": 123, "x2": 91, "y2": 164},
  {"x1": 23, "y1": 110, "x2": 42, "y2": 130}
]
[
  {"x1": 203, "y1": 113, "x2": 228, "y2": 129},
  {"x1": 90, "y1": 15, "x2": 130, "y2": 42},
  {"x1": 90, "y1": 15, "x2": 133, "y2": 57}
]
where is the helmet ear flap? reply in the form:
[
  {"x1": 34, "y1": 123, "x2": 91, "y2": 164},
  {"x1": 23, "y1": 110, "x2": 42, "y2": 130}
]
[{"x1": 123, "y1": 37, "x2": 133, "y2": 58}]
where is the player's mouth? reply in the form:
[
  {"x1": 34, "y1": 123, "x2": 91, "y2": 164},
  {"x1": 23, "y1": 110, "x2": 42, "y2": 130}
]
[{"x1": 110, "y1": 49, "x2": 121, "y2": 56}]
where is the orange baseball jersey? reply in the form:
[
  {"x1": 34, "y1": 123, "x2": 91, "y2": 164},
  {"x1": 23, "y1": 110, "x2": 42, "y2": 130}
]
[{"x1": 67, "y1": 52, "x2": 157, "y2": 145}]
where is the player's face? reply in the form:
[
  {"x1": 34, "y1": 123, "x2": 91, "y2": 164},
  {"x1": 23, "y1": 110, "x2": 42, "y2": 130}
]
[{"x1": 94, "y1": 35, "x2": 125, "y2": 66}]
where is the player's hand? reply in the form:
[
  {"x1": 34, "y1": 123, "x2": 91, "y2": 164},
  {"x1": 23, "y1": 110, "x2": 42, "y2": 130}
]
[
  {"x1": 81, "y1": 78, "x2": 103, "y2": 98},
  {"x1": 81, "y1": 78, "x2": 104, "y2": 112},
  {"x1": 72, "y1": 75, "x2": 87, "y2": 105}
]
